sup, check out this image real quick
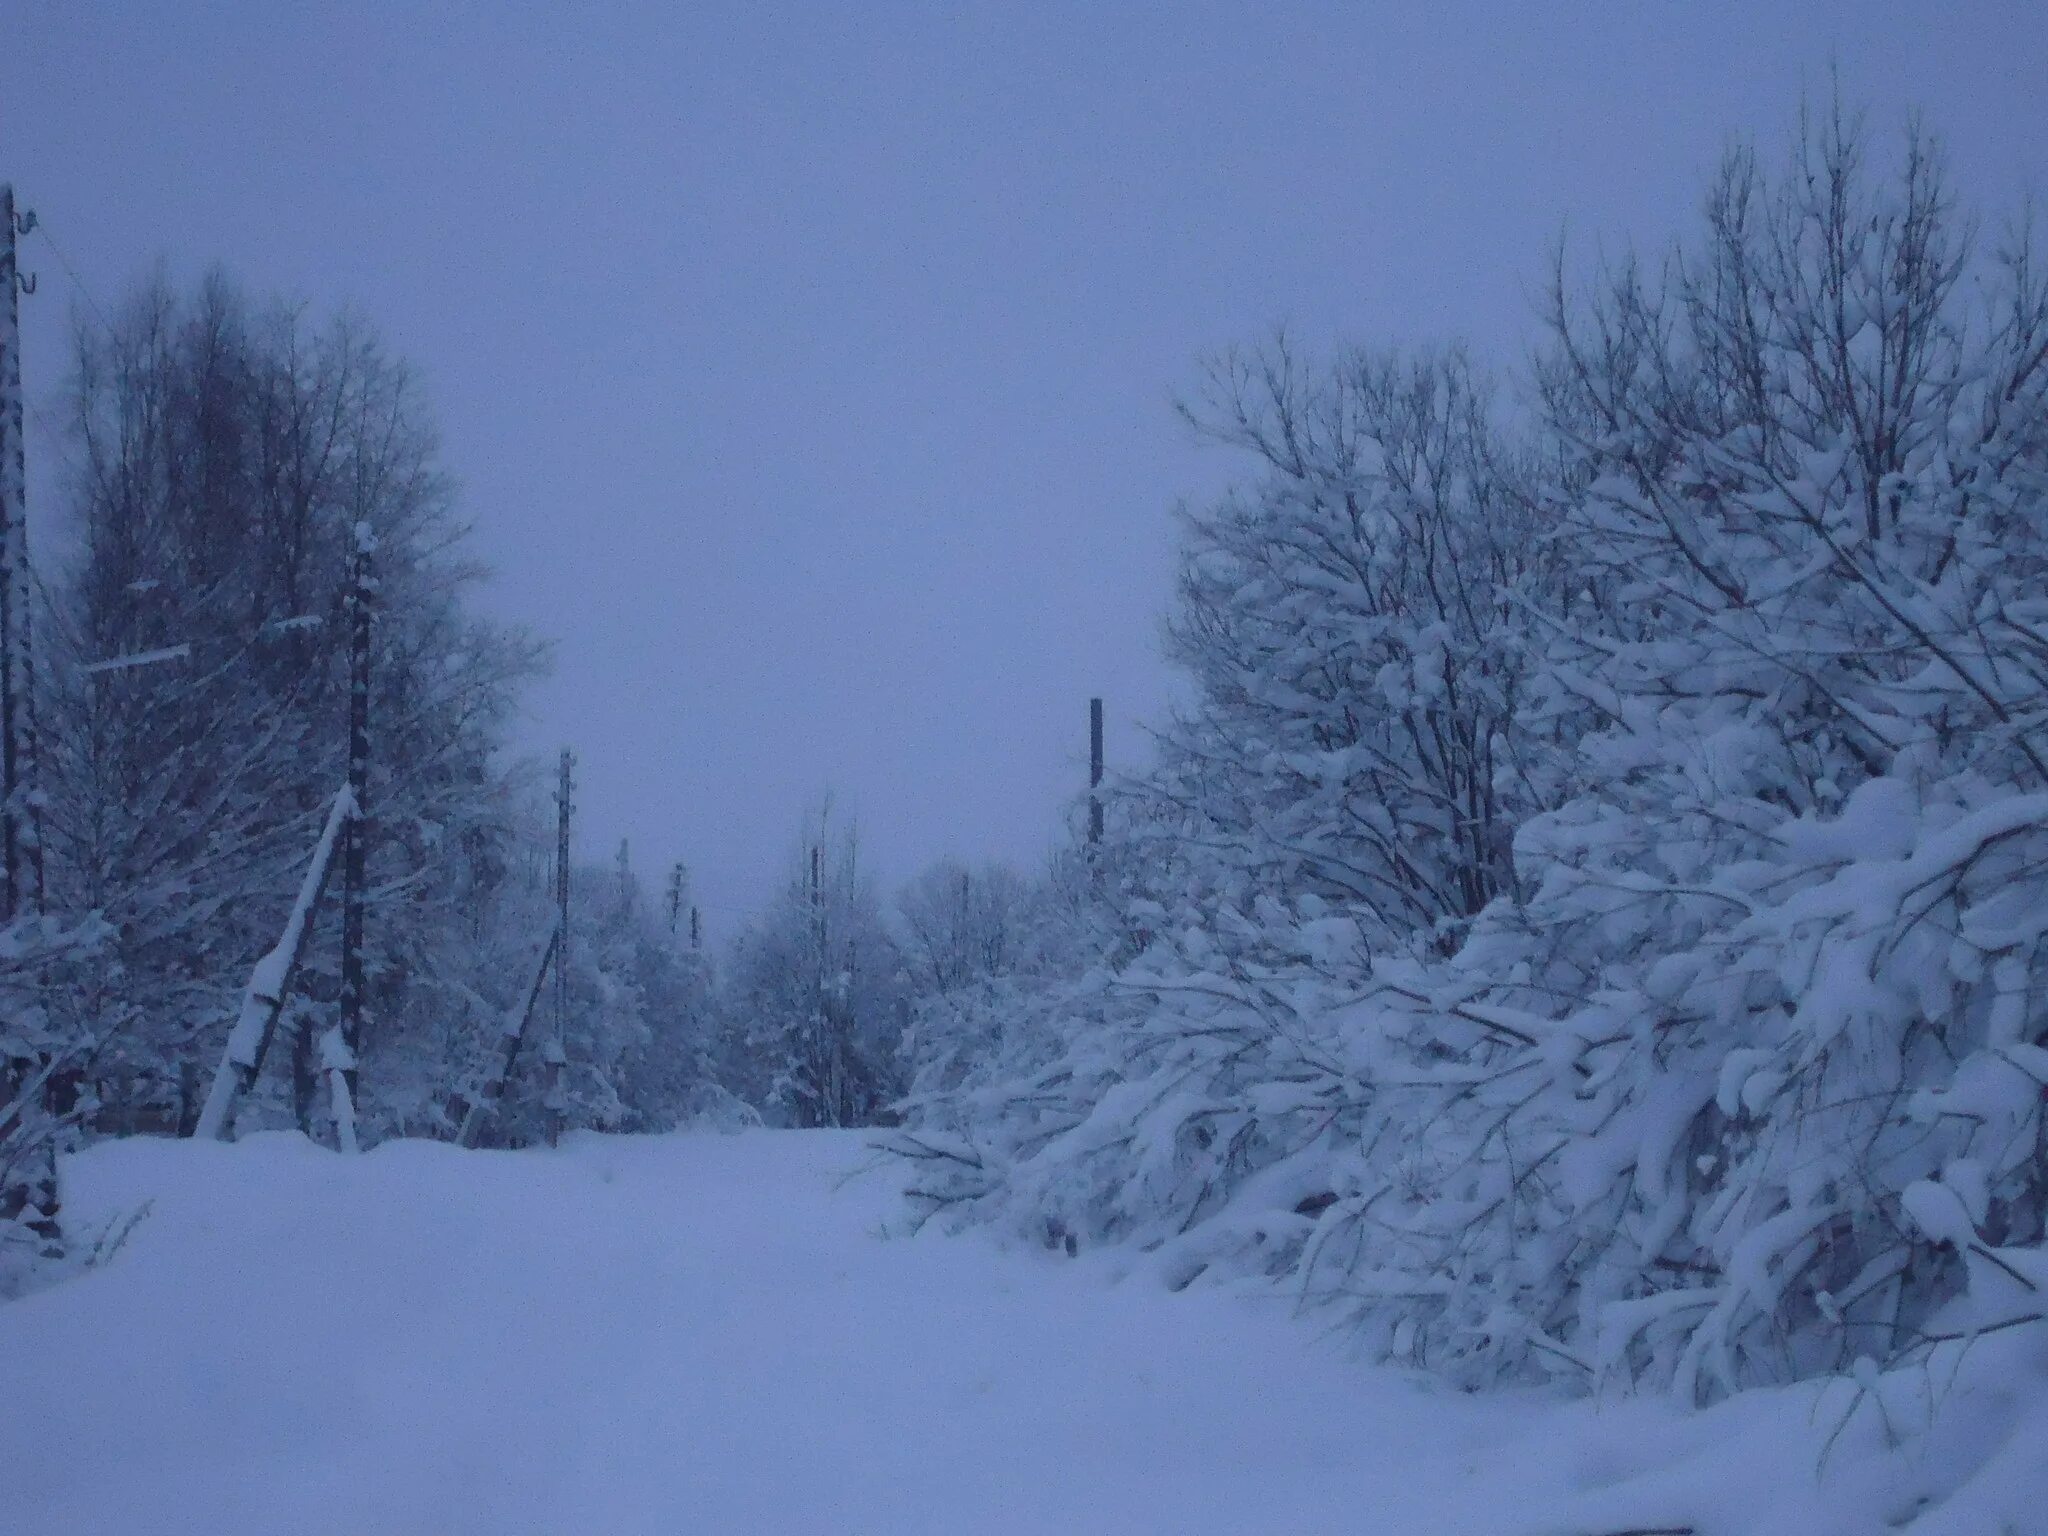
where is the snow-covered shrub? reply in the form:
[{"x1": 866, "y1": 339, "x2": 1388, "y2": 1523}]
[
  {"x1": 895, "y1": 108, "x2": 2048, "y2": 1402},
  {"x1": 0, "y1": 916, "x2": 109, "y2": 1295},
  {"x1": 0, "y1": 1064, "x2": 65, "y2": 1297},
  {"x1": 1159, "y1": 340, "x2": 1559, "y2": 954},
  {"x1": 896, "y1": 339, "x2": 1563, "y2": 1253},
  {"x1": 1384, "y1": 108, "x2": 2048, "y2": 1396}
]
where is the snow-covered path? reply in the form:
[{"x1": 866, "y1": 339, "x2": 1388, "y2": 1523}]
[{"x1": 0, "y1": 1131, "x2": 1998, "y2": 1535}]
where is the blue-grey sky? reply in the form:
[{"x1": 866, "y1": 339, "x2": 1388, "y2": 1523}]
[{"x1": 7, "y1": 3, "x2": 2045, "y2": 928}]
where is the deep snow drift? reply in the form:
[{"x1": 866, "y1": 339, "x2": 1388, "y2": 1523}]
[{"x1": 5, "y1": 1131, "x2": 2046, "y2": 1535}]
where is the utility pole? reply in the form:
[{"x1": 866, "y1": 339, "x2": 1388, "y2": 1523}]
[
  {"x1": 665, "y1": 861, "x2": 686, "y2": 940},
  {"x1": 1088, "y1": 696, "x2": 1105, "y2": 850},
  {"x1": 809, "y1": 841, "x2": 827, "y2": 1127},
  {"x1": 547, "y1": 748, "x2": 575, "y2": 1145},
  {"x1": 689, "y1": 905, "x2": 701, "y2": 953},
  {"x1": 453, "y1": 922, "x2": 561, "y2": 1150},
  {"x1": 0, "y1": 186, "x2": 42, "y2": 923},
  {"x1": 330, "y1": 526, "x2": 373, "y2": 1148},
  {"x1": 0, "y1": 189, "x2": 49, "y2": 1243}
]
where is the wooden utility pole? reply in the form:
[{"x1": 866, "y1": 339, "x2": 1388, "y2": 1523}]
[
  {"x1": 1088, "y1": 696, "x2": 1105, "y2": 849},
  {"x1": 546, "y1": 748, "x2": 574, "y2": 1145},
  {"x1": 809, "y1": 844, "x2": 824, "y2": 975},
  {"x1": 809, "y1": 841, "x2": 827, "y2": 1126},
  {"x1": 0, "y1": 186, "x2": 43, "y2": 923},
  {"x1": 453, "y1": 922, "x2": 560, "y2": 1149},
  {"x1": 330, "y1": 527, "x2": 373, "y2": 1149},
  {"x1": 0, "y1": 189, "x2": 50, "y2": 1244},
  {"x1": 666, "y1": 861, "x2": 686, "y2": 940}
]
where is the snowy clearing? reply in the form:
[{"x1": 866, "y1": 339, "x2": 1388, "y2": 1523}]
[{"x1": 5, "y1": 1131, "x2": 2046, "y2": 1535}]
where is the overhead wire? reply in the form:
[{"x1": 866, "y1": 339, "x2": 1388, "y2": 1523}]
[{"x1": 27, "y1": 216, "x2": 117, "y2": 339}]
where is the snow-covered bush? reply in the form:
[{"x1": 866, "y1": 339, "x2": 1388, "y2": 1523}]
[
  {"x1": 894, "y1": 107, "x2": 2048, "y2": 1402},
  {"x1": 0, "y1": 915, "x2": 109, "y2": 1295},
  {"x1": 0, "y1": 1063, "x2": 65, "y2": 1297},
  {"x1": 1159, "y1": 341, "x2": 1560, "y2": 953}
]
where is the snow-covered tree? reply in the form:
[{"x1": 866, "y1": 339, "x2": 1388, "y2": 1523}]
[
  {"x1": 44, "y1": 271, "x2": 542, "y2": 1141},
  {"x1": 896, "y1": 860, "x2": 1043, "y2": 996},
  {"x1": 894, "y1": 104, "x2": 2048, "y2": 1404},
  {"x1": 894, "y1": 340, "x2": 1564, "y2": 1228},
  {"x1": 1374, "y1": 105, "x2": 2048, "y2": 1396},
  {"x1": 720, "y1": 804, "x2": 905, "y2": 1128},
  {"x1": 893, "y1": 855, "x2": 1079, "y2": 1099},
  {"x1": 1158, "y1": 339, "x2": 1560, "y2": 955},
  {"x1": 614, "y1": 855, "x2": 718, "y2": 1131}
]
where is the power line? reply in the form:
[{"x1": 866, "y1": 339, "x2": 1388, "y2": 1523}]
[
  {"x1": 28, "y1": 218, "x2": 116, "y2": 339},
  {"x1": 23, "y1": 395, "x2": 64, "y2": 446}
]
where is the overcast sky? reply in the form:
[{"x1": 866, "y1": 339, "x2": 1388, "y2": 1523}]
[{"x1": 7, "y1": 3, "x2": 2045, "y2": 929}]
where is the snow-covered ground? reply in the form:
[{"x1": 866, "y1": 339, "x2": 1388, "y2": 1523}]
[{"x1": 4, "y1": 1131, "x2": 2044, "y2": 1535}]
